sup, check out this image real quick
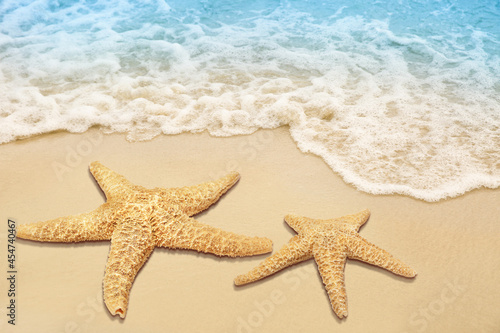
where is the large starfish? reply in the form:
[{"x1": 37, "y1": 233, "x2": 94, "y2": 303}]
[
  {"x1": 17, "y1": 161, "x2": 272, "y2": 318},
  {"x1": 234, "y1": 210, "x2": 416, "y2": 318}
]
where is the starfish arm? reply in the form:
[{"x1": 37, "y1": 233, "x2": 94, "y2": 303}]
[
  {"x1": 161, "y1": 172, "x2": 240, "y2": 216},
  {"x1": 341, "y1": 209, "x2": 370, "y2": 231},
  {"x1": 155, "y1": 214, "x2": 272, "y2": 257},
  {"x1": 346, "y1": 234, "x2": 417, "y2": 277},
  {"x1": 313, "y1": 242, "x2": 349, "y2": 319},
  {"x1": 89, "y1": 161, "x2": 135, "y2": 200},
  {"x1": 103, "y1": 216, "x2": 155, "y2": 319},
  {"x1": 284, "y1": 214, "x2": 316, "y2": 234},
  {"x1": 234, "y1": 235, "x2": 313, "y2": 285},
  {"x1": 16, "y1": 205, "x2": 114, "y2": 242}
]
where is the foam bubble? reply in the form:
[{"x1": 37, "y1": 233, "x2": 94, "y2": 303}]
[{"x1": 1, "y1": 0, "x2": 499, "y2": 201}]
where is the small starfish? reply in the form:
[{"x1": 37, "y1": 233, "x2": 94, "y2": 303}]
[
  {"x1": 17, "y1": 162, "x2": 272, "y2": 318},
  {"x1": 234, "y1": 210, "x2": 416, "y2": 318}
]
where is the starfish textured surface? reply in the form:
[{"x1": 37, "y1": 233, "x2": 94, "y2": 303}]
[
  {"x1": 17, "y1": 161, "x2": 272, "y2": 319},
  {"x1": 234, "y1": 210, "x2": 416, "y2": 318}
]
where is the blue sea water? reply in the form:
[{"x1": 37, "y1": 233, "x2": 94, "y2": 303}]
[{"x1": 1, "y1": 0, "x2": 499, "y2": 201}]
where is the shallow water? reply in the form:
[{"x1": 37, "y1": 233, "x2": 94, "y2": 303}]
[{"x1": 1, "y1": 0, "x2": 499, "y2": 201}]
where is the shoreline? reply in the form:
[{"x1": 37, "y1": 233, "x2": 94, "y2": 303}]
[
  {"x1": 1, "y1": 128, "x2": 499, "y2": 332},
  {"x1": 4, "y1": 126, "x2": 498, "y2": 202}
]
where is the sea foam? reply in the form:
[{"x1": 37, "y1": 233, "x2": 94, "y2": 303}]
[{"x1": 1, "y1": 0, "x2": 499, "y2": 201}]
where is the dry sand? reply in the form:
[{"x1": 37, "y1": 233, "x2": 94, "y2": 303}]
[{"x1": 1, "y1": 127, "x2": 499, "y2": 332}]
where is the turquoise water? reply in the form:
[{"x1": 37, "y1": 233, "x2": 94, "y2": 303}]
[{"x1": 1, "y1": 0, "x2": 499, "y2": 201}]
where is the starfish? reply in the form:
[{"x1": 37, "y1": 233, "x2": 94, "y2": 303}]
[
  {"x1": 234, "y1": 210, "x2": 416, "y2": 318},
  {"x1": 17, "y1": 161, "x2": 272, "y2": 319}
]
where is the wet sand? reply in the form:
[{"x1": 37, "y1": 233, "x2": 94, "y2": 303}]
[{"x1": 1, "y1": 127, "x2": 499, "y2": 332}]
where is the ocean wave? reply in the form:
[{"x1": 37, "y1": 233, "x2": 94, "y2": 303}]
[{"x1": 1, "y1": 0, "x2": 499, "y2": 201}]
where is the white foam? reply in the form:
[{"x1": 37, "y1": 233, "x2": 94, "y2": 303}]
[{"x1": 1, "y1": 0, "x2": 499, "y2": 201}]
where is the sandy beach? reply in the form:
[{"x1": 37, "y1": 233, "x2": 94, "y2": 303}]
[{"x1": 1, "y1": 127, "x2": 499, "y2": 332}]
